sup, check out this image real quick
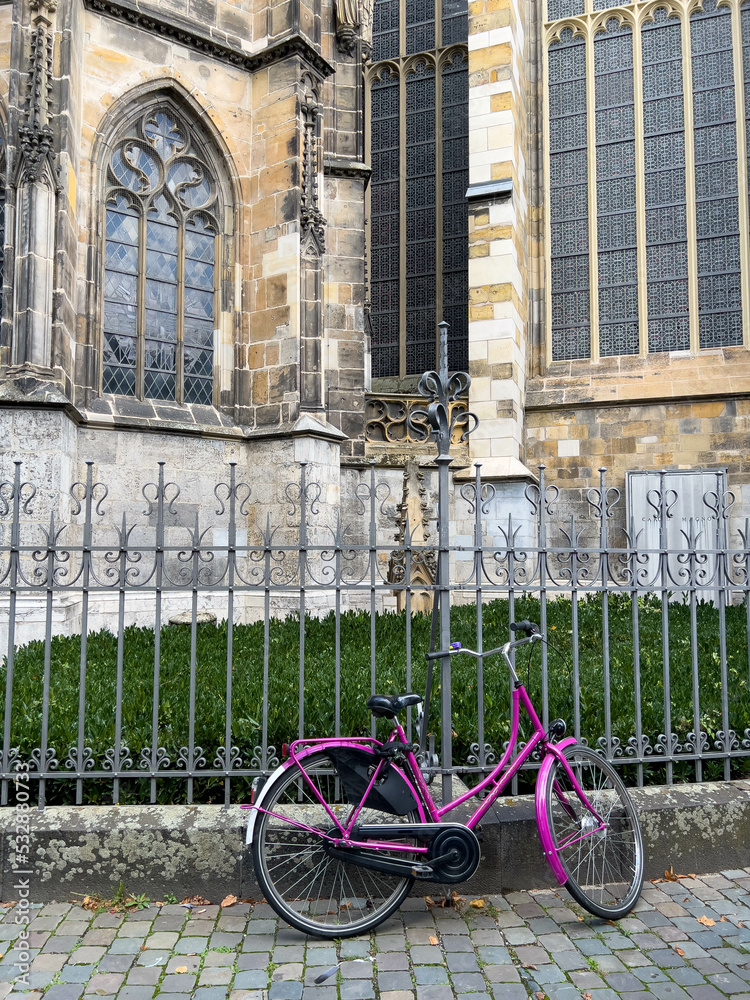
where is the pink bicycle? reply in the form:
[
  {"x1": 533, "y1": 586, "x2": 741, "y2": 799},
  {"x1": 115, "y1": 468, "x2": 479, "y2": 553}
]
[{"x1": 245, "y1": 621, "x2": 644, "y2": 937}]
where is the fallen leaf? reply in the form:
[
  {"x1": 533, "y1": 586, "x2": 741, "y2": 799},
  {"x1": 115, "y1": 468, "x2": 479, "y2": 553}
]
[
  {"x1": 523, "y1": 963, "x2": 537, "y2": 970},
  {"x1": 683, "y1": 898, "x2": 689, "y2": 903},
  {"x1": 175, "y1": 966, "x2": 188, "y2": 974},
  {"x1": 582, "y1": 993, "x2": 592, "y2": 1000},
  {"x1": 536, "y1": 992, "x2": 546, "y2": 1000},
  {"x1": 220, "y1": 895, "x2": 237, "y2": 908},
  {"x1": 577, "y1": 916, "x2": 584, "y2": 922},
  {"x1": 0, "y1": 902, "x2": 16, "y2": 909},
  {"x1": 450, "y1": 890, "x2": 465, "y2": 910},
  {"x1": 665, "y1": 867, "x2": 678, "y2": 882},
  {"x1": 697, "y1": 915, "x2": 715, "y2": 927},
  {"x1": 188, "y1": 953, "x2": 197, "y2": 957},
  {"x1": 198, "y1": 908, "x2": 206, "y2": 913},
  {"x1": 429, "y1": 936, "x2": 439, "y2": 946},
  {"x1": 424, "y1": 896, "x2": 436, "y2": 907},
  {"x1": 720, "y1": 916, "x2": 727, "y2": 922},
  {"x1": 740, "y1": 923, "x2": 745, "y2": 929},
  {"x1": 470, "y1": 899, "x2": 485, "y2": 909},
  {"x1": 180, "y1": 896, "x2": 211, "y2": 906},
  {"x1": 674, "y1": 948, "x2": 685, "y2": 957},
  {"x1": 140, "y1": 945, "x2": 146, "y2": 952}
]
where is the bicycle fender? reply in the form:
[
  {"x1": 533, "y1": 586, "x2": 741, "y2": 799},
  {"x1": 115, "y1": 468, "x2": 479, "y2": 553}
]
[
  {"x1": 535, "y1": 737, "x2": 578, "y2": 886},
  {"x1": 245, "y1": 762, "x2": 286, "y2": 845}
]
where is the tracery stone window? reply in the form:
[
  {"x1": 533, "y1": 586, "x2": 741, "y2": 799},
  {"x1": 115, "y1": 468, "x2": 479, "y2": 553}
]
[
  {"x1": 546, "y1": 0, "x2": 750, "y2": 362},
  {"x1": 103, "y1": 107, "x2": 222, "y2": 405},
  {"x1": 368, "y1": 0, "x2": 469, "y2": 379}
]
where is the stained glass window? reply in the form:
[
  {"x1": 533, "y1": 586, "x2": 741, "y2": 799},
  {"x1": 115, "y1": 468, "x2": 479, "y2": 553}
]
[
  {"x1": 103, "y1": 107, "x2": 218, "y2": 404},
  {"x1": 549, "y1": 28, "x2": 590, "y2": 361},
  {"x1": 643, "y1": 8, "x2": 689, "y2": 353},
  {"x1": 369, "y1": 0, "x2": 469, "y2": 378},
  {"x1": 691, "y1": 0, "x2": 742, "y2": 349},
  {"x1": 595, "y1": 19, "x2": 638, "y2": 357}
]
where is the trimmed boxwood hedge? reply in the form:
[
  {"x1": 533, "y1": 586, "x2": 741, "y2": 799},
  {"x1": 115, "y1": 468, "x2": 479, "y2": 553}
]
[{"x1": 3, "y1": 593, "x2": 749, "y2": 803}]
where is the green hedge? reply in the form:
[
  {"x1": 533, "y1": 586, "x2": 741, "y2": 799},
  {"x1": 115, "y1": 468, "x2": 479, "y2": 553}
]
[{"x1": 3, "y1": 594, "x2": 749, "y2": 803}]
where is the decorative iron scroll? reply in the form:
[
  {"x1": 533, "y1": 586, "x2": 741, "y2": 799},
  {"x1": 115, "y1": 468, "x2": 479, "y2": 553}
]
[{"x1": 365, "y1": 394, "x2": 469, "y2": 445}]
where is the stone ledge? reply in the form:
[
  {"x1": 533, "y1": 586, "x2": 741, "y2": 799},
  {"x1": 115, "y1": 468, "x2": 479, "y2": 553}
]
[{"x1": 1, "y1": 779, "x2": 748, "y2": 902}]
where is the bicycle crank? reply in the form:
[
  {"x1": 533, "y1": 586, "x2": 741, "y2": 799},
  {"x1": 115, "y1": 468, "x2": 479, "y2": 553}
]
[{"x1": 326, "y1": 823, "x2": 481, "y2": 883}]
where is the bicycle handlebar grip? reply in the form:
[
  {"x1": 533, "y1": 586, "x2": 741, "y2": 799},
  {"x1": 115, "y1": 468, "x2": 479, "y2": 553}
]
[{"x1": 510, "y1": 620, "x2": 540, "y2": 636}]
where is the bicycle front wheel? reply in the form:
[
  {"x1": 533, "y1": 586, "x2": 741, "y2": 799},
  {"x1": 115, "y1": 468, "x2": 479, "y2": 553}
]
[
  {"x1": 543, "y1": 744, "x2": 644, "y2": 919},
  {"x1": 252, "y1": 751, "x2": 420, "y2": 937}
]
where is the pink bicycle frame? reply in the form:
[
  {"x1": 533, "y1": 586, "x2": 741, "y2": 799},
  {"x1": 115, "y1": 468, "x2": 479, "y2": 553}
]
[{"x1": 248, "y1": 636, "x2": 608, "y2": 887}]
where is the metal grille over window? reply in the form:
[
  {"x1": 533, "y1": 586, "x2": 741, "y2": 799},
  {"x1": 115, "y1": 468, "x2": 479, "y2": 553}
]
[
  {"x1": 368, "y1": 0, "x2": 469, "y2": 379},
  {"x1": 742, "y1": 3, "x2": 750, "y2": 251},
  {"x1": 370, "y1": 70, "x2": 401, "y2": 379},
  {"x1": 546, "y1": 0, "x2": 750, "y2": 362},
  {"x1": 406, "y1": 0, "x2": 435, "y2": 55},
  {"x1": 643, "y1": 8, "x2": 689, "y2": 353},
  {"x1": 549, "y1": 29, "x2": 590, "y2": 361},
  {"x1": 595, "y1": 19, "x2": 638, "y2": 357},
  {"x1": 442, "y1": 52, "x2": 469, "y2": 373},
  {"x1": 406, "y1": 61, "x2": 437, "y2": 375},
  {"x1": 691, "y1": 0, "x2": 742, "y2": 349},
  {"x1": 103, "y1": 108, "x2": 218, "y2": 403},
  {"x1": 373, "y1": 0, "x2": 399, "y2": 62}
]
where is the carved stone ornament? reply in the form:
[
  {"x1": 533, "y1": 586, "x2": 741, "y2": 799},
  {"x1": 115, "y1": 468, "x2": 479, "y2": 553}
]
[
  {"x1": 300, "y1": 75, "x2": 326, "y2": 257},
  {"x1": 334, "y1": 0, "x2": 360, "y2": 55},
  {"x1": 15, "y1": 0, "x2": 60, "y2": 188}
]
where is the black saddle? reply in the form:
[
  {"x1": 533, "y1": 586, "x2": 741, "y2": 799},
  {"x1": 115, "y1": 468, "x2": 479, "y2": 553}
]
[{"x1": 366, "y1": 693, "x2": 423, "y2": 719}]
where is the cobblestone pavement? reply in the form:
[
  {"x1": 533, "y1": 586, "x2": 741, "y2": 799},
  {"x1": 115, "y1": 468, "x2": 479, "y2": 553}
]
[{"x1": 2, "y1": 869, "x2": 750, "y2": 1000}]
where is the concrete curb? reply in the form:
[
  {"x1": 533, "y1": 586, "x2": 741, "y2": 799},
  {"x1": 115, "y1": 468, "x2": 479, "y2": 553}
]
[{"x1": 1, "y1": 778, "x2": 748, "y2": 902}]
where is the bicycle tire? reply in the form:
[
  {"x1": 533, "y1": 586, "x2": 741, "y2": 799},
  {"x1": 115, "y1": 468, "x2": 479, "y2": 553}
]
[
  {"x1": 543, "y1": 744, "x2": 644, "y2": 920},
  {"x1": 252, "y1": 750, "x2": 420, "y2": 937}
]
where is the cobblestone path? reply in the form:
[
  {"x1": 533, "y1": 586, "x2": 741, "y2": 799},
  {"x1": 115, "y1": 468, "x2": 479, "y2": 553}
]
[{"x1": 1, "y1": 869, "x2": 749, "y2": 1000}]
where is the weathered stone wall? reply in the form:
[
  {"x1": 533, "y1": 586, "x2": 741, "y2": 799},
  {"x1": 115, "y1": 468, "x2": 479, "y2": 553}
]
[{"x1": 524, "y1": 393, "x2": 750, "y2": 534}]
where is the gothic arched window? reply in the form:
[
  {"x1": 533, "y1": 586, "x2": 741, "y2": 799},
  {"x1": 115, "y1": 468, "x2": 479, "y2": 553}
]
[{"x1": 103, "y1": 107, "x2": 222, "y2": 405}]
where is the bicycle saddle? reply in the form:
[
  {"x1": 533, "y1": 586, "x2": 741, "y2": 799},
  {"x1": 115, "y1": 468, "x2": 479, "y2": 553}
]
[{"x1": 366, "y1": 693, "x2": 423, "y2": 719}]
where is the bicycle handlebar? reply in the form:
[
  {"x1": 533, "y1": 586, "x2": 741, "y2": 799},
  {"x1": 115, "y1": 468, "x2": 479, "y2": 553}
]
[{"x1": 425, "y1": 623, "x2": 543, "y2": 663}]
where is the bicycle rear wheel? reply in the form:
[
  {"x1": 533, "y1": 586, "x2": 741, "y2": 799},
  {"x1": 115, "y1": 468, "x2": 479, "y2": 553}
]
[
  {"x1": 543, "y1": 744, "x2": 644, "y2": 919},
  {"x1": 252, "y1": 751, "x2": 420, "y2": 937}
]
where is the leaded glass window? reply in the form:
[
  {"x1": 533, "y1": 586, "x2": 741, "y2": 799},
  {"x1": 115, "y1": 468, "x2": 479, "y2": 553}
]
[
  {"x1": 368, "y1": 0, "x2": 469, "y2": 379},
  {"x1": 442, "y1": 51, "x2": 469, "y2": 372},
  {"x1": 549, "y1": 28, "x2": 590, "y2": 361},
  {"x1": 545, "y1": 0, "x2": 749, "y2": 362},
  {"x1": 103, "y1": 107, "x2": 219, "y2": 404},
  {"x1": 691, "y1": 0, "x2": 742, "y2": 348},
  {"x1": 643, "y1": 8, "x2": 689, "y2": 353},
  {"x1": 595, "y1": 19, "x2": 638, "y2": 357}
]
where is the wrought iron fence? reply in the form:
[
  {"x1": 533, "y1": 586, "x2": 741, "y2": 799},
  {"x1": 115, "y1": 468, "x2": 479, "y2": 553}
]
[
  {"x1": 1, "y1": 455, "x2": 749, "y2": 806},
  {"x1": 1, "y1": 326, "x2": 749, "y2": 806}
]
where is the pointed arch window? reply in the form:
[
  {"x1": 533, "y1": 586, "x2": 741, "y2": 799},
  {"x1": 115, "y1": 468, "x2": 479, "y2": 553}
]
[{"x1": 103, "y1": 108, "x2": 221, "y2": 405}]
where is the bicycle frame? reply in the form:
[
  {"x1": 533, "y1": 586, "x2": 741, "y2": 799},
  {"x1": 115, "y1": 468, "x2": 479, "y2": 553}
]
[{"x1": 248, "y1": 635, "x2": 608, "y2": 887}]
